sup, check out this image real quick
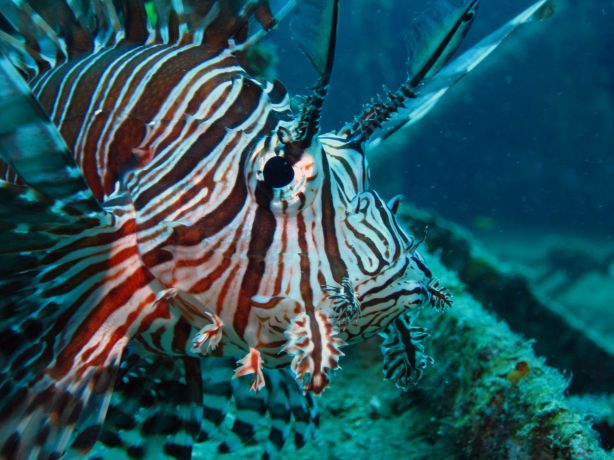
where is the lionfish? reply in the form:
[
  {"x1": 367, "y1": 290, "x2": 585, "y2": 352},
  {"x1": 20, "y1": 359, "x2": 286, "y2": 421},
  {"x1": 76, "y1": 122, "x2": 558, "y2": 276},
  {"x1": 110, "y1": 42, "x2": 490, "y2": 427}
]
[{"x1": 0, "y1": 0, "x2": 552, "y2": 458}]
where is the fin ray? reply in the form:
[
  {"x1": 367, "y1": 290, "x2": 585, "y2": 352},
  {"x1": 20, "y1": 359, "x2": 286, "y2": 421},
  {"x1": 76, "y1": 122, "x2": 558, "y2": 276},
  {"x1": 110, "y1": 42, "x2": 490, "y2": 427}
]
[
  {"x1": 364, "y1": 0, "x2": 555, "y2": 150},
  {"x1": 0, "y1": 54, "x2": 102, "y2": 215},
  {"x1": 0, "y1": 197, "x2": 163, "y2": 459}
]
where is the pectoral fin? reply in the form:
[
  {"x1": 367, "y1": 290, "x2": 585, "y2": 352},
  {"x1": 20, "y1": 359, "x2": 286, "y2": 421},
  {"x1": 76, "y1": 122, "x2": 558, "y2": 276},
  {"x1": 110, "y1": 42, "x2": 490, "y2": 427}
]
[
  {"x1": 380, "y1": 313, "x2": 434, "y2": 390},
  {"x1": 233, "y1": 348, "x2": 266, "y2": 392},
  {"x1": 284, "y1": 311, "x2": 345, "y2": 395}
]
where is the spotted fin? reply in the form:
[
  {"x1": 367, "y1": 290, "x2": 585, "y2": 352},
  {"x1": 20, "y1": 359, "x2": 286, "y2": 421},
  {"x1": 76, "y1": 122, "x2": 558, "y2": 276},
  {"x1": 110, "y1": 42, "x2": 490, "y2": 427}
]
[{"x1": 379, "y1": 313, "x2": 434, "y2": 391}]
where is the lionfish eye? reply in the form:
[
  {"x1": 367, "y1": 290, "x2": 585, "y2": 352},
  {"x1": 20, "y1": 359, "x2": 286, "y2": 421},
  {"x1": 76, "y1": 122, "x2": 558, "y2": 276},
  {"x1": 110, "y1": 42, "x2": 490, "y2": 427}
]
[{"x1": 263, "y1": 155, "x2": 295, "y2": 188}]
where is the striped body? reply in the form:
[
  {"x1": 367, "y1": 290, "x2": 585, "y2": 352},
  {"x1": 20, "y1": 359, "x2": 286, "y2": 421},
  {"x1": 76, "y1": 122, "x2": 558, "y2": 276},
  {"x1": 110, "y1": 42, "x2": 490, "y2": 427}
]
[
  {"x1": 0, "y1": 0, "x2": 552, "y2": 458},
  {"x1": 32, "y1": 39, "x2": 435, "y2": 370}
]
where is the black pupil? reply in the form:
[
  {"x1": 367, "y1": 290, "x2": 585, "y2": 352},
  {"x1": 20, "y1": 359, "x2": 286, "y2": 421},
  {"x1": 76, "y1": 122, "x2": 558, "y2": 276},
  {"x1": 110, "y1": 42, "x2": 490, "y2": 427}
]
[
  {"x1": 263, "y1": 156, "x2": 294, "y2": 188},
  {"x1": 463, "y1": 12, "x2": 475, "y2": 22}
]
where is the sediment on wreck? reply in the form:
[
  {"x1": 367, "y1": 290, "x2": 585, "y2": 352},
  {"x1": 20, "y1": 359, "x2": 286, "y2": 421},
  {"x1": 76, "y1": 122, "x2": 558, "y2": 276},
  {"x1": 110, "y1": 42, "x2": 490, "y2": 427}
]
[
  {"x1": 398, "y1": 204, "x2": 614, "y2": 395},
  {"x1": 398, "y1": 204, "x2": 613, "y2": 458},
  {"x1": 417, "y1": 278, "x2": 608, "y2": 458}
]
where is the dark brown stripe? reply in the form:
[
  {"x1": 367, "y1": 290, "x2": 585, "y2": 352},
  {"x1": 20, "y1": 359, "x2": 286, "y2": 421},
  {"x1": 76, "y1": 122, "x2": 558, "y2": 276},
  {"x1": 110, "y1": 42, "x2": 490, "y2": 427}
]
[
  {"x1": 296, "y1": 214, "x2": 322, "y2": 379},
  {"x1": 359, "y1": 257, "x2": 411, "y2": 299},
  {"x1": 361, "y1": 287, "x2": 424, "y2": 309},
  {"x1": 320, "y1": 151, "x2": 347, "y2": 282},
  {"x1": 36, "y1": 45, "x2": 140, "y2": 146},
  {"x1": 188, "y1": 206, "x2": 252, "y2": 296},
  {"x1": 234, "y1": 206, "x2": 276, "y2": 337},
  {"x1": 273, "y1": 219, "x2": 288, "y2": 294},
  {"x1": 39, "y1": 220, "x2": 133, "y2": 268},
  {"x1": 333, "y1": 155, "x2": 358, "y2": 194},
  {"x1": 344, "y1": 219, "x2": 385, "y2": 275},
  {"x1": 171, "y1": 155, "x2": 248, "y2": 246},
  {"x1": 136, "y1": 129, "x2": 243, "y2": 228}
]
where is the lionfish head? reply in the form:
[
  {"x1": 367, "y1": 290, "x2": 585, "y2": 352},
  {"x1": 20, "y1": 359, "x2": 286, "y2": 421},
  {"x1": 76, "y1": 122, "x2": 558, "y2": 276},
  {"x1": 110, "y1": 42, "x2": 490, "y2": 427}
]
[
  {"x1": 240, "y1": 0, "x2": 484, "y2": 347},
  {"x1": 245, "y1": 114, "x2": 451, "y2": 345}
]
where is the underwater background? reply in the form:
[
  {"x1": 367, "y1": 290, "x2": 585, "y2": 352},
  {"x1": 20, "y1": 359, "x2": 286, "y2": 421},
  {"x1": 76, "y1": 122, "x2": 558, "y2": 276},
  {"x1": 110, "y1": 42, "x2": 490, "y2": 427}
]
[
  {"x1": 1, "y1": 0, "x2": 611, "y2": 458},
  {"x1": 204, "y1": 0, "x2": 614, "y2": 458},
  {"x1": 279, "y1": 0, "x2": 614, "y2": 237}
]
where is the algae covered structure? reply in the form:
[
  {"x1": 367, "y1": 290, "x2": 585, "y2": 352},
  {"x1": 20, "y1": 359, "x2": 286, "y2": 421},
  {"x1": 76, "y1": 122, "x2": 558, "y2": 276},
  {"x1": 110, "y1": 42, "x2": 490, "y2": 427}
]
[{"x1": 203, "y1": 205, "x2": 611, "y2": 459}]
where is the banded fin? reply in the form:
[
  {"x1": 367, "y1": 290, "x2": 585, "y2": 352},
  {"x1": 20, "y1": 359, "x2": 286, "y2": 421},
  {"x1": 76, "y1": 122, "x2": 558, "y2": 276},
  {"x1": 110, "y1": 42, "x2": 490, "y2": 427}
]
[
  {"x1": 92, "y1": 355, "x2": 318, "y2": 459},
  {"x1": 0, "y1": 58, "x2": 137, "y2": 460},
  {"x1": 380, "y1": 313, "x2": 434, "y2": 390},
  {"x1": 364, "y1": 0, "x2": 555, "y2": 150},
  {"x1": 0, "y1": 1, "x2": 300, "y2": 77},
  {"x1": 0, "y1": 54, "x2": 101, "y2": 215},
  {"x1": 202, "y1": 0, "x2": 299, "y2": 52},
  {"x1": 0, "y1": 0, "x2": 67, "y2": 76},
  {"x1": 0, "y1": 180, "x2": 99, "y2": 314},
  {"x1": 0, "y1": 159, "x2": 23, "y2": 184},
  {"x1": 0, "y1": 181, "x2": 91, "y2": 252},
  {"x1": 88, "y1": 351, "x2": 202, "y2": 460},
  {"x1": 218, "y1": 365, "x2": 268, "y2": 453},
  {"x1": 218, "y1": 363, "x2": 319, "y2": 458},
  {"x1": 128, "y1": 0, "x2": 299, "y2": 50}
]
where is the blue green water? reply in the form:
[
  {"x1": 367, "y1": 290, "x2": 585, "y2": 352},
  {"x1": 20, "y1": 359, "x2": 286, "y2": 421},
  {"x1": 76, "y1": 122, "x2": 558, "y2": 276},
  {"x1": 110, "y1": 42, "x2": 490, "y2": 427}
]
[{"x1": 277, "y1": 0, "x2": 614, "y2": 236}]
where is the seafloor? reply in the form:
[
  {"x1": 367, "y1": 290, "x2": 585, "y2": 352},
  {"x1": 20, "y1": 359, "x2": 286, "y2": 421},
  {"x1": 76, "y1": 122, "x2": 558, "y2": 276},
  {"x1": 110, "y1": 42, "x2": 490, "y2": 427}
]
[{"x1": 197, "y1": 207, "x2": 614, "y2": 460}]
